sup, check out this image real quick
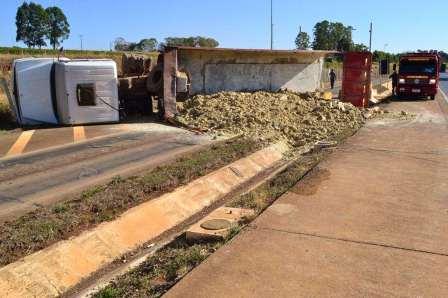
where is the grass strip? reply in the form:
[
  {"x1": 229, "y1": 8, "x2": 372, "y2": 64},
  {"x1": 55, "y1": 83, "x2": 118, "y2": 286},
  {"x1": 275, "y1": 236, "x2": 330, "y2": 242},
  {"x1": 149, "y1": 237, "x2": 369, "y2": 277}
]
[
  {"x1": 0, "y1": 138, "x2": 260, "y2": 267},
  {"x1": 93, "y1": 151, "x2": 324, "y2": 298}
]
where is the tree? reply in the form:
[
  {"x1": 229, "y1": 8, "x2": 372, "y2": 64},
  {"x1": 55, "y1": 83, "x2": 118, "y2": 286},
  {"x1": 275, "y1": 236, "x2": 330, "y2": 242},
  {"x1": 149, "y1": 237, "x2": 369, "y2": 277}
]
[
  {"x1": 114, "y1": 37, "x2": 158, "y2": 52},
  {"x1": 195, "y1": 37, "x2": 219, "y2": 48},
  {"x1": 312, "y1": 20, "x2": 354, "y2": 51},
  {"x1": 160, "y1": 36, "x2": 219, "y2": 50},
  {"x1": 46, "y1": 7, "x2": 70, "y2": 50},
  {"x1": 353, "y1": 43, "x2": 369, "y2": 52},
  {"x1": 134, "y1": 38, "x2": 158, "y2": 52},
  {"x1": 295, "y1": 31, "x2": 310, "y2": 50},
  {"x1": 372, "y1": 50, "x2": 398, "y2": 62},
  {"x1": 337, "y1": 37, "x2": 352, "y2": 52},
  {"x1": 114, "y1": 37, "x2": 132, "y2": 51},
  {"x1": 312, "y1": 20, "x2": 332, "y2": 50},
  {"x1": 16, "y1": 2, "x2": 49, "y2": 48}
]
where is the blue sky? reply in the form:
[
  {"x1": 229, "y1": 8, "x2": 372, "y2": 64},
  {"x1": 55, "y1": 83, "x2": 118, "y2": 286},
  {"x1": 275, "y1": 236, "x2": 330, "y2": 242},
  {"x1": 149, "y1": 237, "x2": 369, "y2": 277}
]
[{"x1": 1, "y1": 0, "x2": 446, "y2": 53}]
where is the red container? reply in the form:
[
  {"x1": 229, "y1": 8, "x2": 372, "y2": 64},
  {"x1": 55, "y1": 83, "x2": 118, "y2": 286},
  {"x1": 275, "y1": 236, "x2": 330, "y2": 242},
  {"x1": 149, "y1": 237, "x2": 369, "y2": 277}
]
[{"x1": 342, "y1": 52, "x2": 372, "y2": 108}]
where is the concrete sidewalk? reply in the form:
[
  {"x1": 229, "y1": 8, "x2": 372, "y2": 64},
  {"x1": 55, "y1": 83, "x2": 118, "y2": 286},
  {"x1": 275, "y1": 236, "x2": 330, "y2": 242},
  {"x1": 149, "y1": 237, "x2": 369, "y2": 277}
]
[{"x1": 166, "y1": 97, "x2": 448, "y2": 297}]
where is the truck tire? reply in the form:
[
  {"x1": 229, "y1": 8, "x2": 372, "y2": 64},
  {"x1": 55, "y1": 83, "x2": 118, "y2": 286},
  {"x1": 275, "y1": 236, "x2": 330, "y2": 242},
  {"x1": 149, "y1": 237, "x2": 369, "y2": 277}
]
[
  {"x1": 146, "y1": 65, "x2": 163, "y2": 94},
  {"x1": 430, "y1": 95, "x2": 435, "y2": 100}
]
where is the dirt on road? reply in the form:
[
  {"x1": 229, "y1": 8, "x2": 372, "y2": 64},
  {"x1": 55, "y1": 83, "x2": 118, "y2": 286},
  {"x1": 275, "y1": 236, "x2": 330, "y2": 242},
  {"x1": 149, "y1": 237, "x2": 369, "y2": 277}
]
[{"x1": 178, "y1": 91, "x2": 364, "y2": 147}]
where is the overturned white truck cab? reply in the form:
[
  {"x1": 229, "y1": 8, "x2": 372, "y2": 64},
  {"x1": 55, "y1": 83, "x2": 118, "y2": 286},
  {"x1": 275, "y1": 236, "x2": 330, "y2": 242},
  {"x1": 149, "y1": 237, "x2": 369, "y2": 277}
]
[{"x1": 11, "y1": 58, "x2": 119, "y2": 126}]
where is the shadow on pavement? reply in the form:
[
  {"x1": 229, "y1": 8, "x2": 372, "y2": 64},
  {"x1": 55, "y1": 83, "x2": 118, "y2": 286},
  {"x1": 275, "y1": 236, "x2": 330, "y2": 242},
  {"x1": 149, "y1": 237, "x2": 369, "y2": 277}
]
[{"x1": 390, "y1": 96, "x2": 433, "y2": 103}]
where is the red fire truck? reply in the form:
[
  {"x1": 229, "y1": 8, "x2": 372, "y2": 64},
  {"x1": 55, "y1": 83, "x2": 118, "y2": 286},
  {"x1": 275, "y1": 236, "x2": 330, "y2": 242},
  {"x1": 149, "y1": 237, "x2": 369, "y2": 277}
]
[{"x1": 397, "y1": 52, "x2": 440, "y2": 100}]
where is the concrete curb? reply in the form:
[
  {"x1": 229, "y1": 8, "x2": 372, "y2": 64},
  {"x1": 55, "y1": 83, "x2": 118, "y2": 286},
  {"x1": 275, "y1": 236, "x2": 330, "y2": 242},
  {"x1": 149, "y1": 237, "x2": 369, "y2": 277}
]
[
  {"x1": 437, "y1": 88, "x2": 448, "y2": 122},
  {"x1": 0, "y1": 142, "x2": 288, "y2": 298}
]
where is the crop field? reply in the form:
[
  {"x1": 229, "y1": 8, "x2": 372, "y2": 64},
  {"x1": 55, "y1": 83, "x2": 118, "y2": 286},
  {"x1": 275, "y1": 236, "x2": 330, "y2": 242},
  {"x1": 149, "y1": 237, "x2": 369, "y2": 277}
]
[{"x1": 0, "y1": 47, "x2": 159, "y2": 76}]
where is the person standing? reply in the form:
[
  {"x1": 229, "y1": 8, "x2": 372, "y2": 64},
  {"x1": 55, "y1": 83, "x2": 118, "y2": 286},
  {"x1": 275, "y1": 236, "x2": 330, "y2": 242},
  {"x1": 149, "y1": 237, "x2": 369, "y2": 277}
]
[
  {"x1": 329, "y1": 69, "x2": 337, "y2": 89},
  {"x1": 389, "y1": 64, "x2": 398, "y2": 96}
]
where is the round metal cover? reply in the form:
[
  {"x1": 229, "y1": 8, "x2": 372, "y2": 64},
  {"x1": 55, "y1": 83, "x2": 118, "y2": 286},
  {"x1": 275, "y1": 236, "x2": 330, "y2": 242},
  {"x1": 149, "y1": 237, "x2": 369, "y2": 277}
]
[{"x1": 200, "y1": 219, "x2": 232, "y2": 231}]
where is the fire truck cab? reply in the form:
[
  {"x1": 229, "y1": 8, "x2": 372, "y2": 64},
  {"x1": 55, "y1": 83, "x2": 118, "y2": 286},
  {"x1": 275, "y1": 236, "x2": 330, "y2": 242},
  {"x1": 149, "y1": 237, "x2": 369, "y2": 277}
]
[{"x1": 397, "y1": 53, "x2": 440, "y2": 100}]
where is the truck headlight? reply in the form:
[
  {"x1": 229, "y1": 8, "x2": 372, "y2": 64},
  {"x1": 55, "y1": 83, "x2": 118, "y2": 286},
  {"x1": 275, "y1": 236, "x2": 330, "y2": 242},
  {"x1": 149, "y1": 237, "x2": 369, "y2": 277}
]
[
  {"x1": 399, "y1": 78, "x2": 405, "y2": 84},
  {"x1": 429, "y1": 79, "x2": 436, "y2": 84}
]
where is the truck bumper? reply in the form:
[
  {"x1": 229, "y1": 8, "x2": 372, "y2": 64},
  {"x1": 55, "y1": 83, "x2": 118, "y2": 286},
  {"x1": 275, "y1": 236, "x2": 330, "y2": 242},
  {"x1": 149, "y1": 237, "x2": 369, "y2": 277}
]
[{"x1": 397, "y1": 84, "x2": 437, "y2": 97}]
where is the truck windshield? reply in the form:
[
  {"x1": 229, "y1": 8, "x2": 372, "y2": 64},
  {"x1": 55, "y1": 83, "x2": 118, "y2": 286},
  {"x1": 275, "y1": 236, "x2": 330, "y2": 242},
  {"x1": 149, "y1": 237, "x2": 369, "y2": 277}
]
[{"x1": 399, "y1": 60, "x2": 437, "y2": 75}]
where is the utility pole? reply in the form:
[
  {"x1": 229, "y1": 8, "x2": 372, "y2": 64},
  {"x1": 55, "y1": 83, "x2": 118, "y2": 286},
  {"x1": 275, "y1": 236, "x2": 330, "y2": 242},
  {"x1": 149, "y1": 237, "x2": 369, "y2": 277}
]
[
  {"x1": 270, "y1": 0, "x2": 274, "y2": 50},
  {"x1": 369, "y1": 22, "x2": 373, "y2": 52},
  {"x1": 79, "y1": 35, "x2": 83, "y2": 51}
]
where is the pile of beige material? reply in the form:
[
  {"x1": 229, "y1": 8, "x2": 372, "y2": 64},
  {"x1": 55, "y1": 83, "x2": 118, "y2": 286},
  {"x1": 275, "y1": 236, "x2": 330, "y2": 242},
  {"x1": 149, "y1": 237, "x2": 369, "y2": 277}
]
[{"x1": 177, "y1": 91, "x2": 364, "y2": 147}]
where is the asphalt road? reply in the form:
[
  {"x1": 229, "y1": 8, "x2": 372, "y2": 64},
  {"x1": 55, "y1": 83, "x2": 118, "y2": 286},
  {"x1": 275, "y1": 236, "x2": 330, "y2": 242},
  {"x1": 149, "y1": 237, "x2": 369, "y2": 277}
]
[{"x1": 0, "y1": 123, "x2": 213, "y2": 222}]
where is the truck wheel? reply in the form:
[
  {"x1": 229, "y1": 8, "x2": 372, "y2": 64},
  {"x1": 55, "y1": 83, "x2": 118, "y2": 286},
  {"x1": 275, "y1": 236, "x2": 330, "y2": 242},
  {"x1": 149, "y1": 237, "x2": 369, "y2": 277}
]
[{"x1": 430, "y1": 95, "x2": 435, "y2": 100}]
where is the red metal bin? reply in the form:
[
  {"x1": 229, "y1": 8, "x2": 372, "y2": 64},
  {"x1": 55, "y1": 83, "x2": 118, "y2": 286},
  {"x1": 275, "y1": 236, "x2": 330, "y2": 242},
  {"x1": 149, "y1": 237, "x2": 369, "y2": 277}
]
[{"x1": 342, "y1": 52, "x2": 372, "y2": 108}]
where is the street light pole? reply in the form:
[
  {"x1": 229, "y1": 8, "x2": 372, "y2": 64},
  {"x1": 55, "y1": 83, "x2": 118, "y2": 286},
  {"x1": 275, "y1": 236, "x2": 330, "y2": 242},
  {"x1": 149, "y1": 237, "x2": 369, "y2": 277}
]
[
  {"x1": 369, "y1": 22, "x2": 373, "y2": 52},
  {"x1": 79, "y1": 35, "x2": 83, "y2": 51},
  {"x1": 270, "y1": 0, "x2": 273, "y2": 50}
]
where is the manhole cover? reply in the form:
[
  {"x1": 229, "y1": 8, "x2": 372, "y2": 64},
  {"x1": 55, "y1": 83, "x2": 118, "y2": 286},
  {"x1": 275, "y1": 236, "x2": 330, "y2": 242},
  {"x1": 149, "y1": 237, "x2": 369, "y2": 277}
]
[{"x1": 200, "y1": 219, "x2": 232, "y2": 231}]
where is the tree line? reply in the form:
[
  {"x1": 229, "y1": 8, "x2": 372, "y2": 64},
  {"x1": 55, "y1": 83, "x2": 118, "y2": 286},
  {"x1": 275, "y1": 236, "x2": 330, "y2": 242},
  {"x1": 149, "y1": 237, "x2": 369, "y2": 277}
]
[
  {"x1": 114, "y1": 36, "x2": 220, "y2": 52},
  {"x1": 16, "y1": 2, "x2": 70, "y2": 50},
  {"x1": 295, "y1": 20, "x2": 401, "y2": 62},
  {"x1": 14, "y1": 3, "x2": 400, "y2": 61},
  {"x1": 295, "y1": 20, "x2": 368, "y2": 52}
]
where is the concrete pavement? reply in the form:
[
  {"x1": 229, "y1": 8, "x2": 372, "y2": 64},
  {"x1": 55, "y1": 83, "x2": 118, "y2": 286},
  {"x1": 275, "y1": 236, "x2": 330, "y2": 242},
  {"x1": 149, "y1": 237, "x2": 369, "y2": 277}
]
[{"x1": 166, "y1": 96, "x2": 448, "y2": 297}]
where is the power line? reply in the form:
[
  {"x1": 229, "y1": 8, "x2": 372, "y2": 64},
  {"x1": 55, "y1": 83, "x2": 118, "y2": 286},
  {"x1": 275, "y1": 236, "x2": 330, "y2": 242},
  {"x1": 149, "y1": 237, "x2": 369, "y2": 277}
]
[{"x1": 270, "y1": 0, "x2": 273, "y2": 50}]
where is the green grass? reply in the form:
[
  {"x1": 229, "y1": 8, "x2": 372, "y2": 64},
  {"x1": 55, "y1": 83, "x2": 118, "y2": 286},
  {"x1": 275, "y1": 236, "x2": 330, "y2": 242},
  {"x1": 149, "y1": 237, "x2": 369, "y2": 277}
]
[
  {"x1": 94, "y1": 238, "x2": 220, "y2": 298},
  {"x1": 0, "y1": 46, "x2": 124, "y2": 57},
  {"x1": 0, "y1": 138, "x2": 260, "y2": 267},
  {"x1": 0, "y1": 46, "x2": 159, "y2": 57},
  {"x1": 0, "y1": 47, "x2": 160, "y2": 77},
  {"x1": 94, "y1": 287, "x2": 121, "y2": 298}
]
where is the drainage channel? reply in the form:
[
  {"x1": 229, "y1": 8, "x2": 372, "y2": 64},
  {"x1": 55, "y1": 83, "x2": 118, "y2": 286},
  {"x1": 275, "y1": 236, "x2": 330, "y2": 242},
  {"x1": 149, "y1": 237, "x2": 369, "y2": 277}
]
[
  {"x1": 68, "y1": 148, "x2": 321, "y2": 298},
  {"x1": 65, "y1": 152, "x2": 296, "y2": 297}
]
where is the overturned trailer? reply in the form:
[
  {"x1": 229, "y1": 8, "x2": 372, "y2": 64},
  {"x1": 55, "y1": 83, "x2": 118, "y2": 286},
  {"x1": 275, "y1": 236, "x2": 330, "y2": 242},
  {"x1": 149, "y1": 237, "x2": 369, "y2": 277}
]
[
  {"x1": 155, "y1": 47, "x2": 335, "y2": 119},
  {"x1": 8, "y1": 49, "x2": 373, "y2": 127}
]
